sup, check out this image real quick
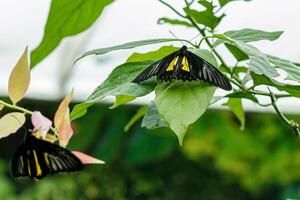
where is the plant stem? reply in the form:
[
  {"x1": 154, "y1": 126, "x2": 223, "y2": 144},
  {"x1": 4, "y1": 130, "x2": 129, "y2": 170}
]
[
  {"x1": 158, "y1": 0, "x2": 186, "y2": 18},
  {"x1": 268, "y1": 89, "x2": 300, "y2": 137},
  {"x1": 0, "y1": 100, "x2": 32, "y2": 115}
]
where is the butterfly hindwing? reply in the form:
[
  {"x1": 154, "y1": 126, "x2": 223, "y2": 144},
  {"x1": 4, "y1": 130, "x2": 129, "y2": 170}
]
[
  {"x1": 187, "y1": 52, "x2": 232, "y2": 91},
  {"x1": 11, "y1": 135, "x2": 83, "y2": 179}
]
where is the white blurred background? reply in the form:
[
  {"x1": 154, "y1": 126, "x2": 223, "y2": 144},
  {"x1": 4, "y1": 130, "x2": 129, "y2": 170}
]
[{"x1": 0, "y1": 0, "x2": 299, "y2": 113}]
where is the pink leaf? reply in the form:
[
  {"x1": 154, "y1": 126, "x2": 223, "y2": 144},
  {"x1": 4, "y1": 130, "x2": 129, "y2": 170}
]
[
  {"x1": 54, "y1": 90, "x2": 74, "y2": 147},
  {"x1": 71, "y1": 151, "x2": 105, "y2": 164},
  {"x1": 31, "y1": 111, "x2": 52, "y2": 139}
]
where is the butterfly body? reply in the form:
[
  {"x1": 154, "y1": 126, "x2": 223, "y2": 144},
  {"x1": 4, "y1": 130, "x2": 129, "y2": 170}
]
[
  {"x1": 133, "y1": 46, "x2": 232, "y2": 91},
  {"x1": 11, "y1": 134, "x2": 83, "y2": 179}
]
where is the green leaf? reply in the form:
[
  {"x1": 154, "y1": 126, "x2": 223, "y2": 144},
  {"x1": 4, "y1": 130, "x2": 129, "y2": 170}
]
[
  {"x1": 157, "y1": 17, "x2": 193, "y2": 27},
  {"x1": 110, "y1": 95, "x2": 136, "y2": 109},
  {"x1": 70, "y1": 61, "x2": 156, "y2": 121},
  {"x1": 184, "y1": 1, "x2": 224, "y2": 30},
  {"x1": 155, "y1": 82, "x2": 215, "y2": 145},
  {"x1": 249, "y1": 56, "x2": 279, "y2": 78},
  {"x1": 124, "y1": 106, "x2": 147, "y2": 132},
  {"x1": 75, "y1": 38, "x2": 186, "y2": 63},
  {"x1": 224, "y1": 98, "x2": 245, "y2": 130},
  {"x1": 224, "y1": 29, "x2": 283, "y2": 43},
  {"x1": 31, "y1": 0, "x2": 113, "y2": 67},
  {"x1": 70, "y1": 102, "x2": 94, "y2": 121},
  {"x1": 126, "y1": 46, "x2": 179, "y2": 63},
  {"x1": 87, "y1": 61, "x2": 155, "y2": 102},
  {"x1": 214, "y1": 34, "x2": 279, "y2": 78},
  {"x1": 267, "y1": 55, "x2": 300, "y2": 82},
  {"x1": 226, "y1": 92, "x2": 258, "y2": 103},
  {"x1": 251, "y1": 73, "x2": 300, "y2": 98},
  {"x1": 141, "y1": 102, "x2": 167, "y2": 129},
  {"x1": 225, "y1": 44, "x2": 248, "y2": 61},
  {"x1": 189, "y1": 49, "x2": 218, "y2": 67}
]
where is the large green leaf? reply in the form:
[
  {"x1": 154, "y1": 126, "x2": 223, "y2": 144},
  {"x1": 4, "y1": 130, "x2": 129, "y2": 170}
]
[
  {"x1": 214, "y1": 34, "x2": 279, "y2": 78},
  {"x1": 87, "y1": 61, "x2": 155, "y2": 102},
  {"x1": 268, "y1": 55, "x2": 300, "y2": 82},
  {"x1": 249, "y1": 56, "x2": 279, "y2": 77},
  {"x1": 155, "y1": 82, "x2": 215, "y2": 145},
  {"x1": 75, "y1": 38, "x2": 186, "y2": 63},
  {"x1": 251, "y1": 73, "x2": 300, "y2": 98},
  {"x1": 225, "y1": 44, "x2": 248, "y2": 61},
  {"x1": 126, "y1": 46, "x2": 179, "y2": 63},
  {"x1": 141, "y1": 102, "x2": 167, "y2": 129},
  {"x1": 224, "y1": 29, "x2": 283, "y2": 43},
  {"x1": 224, "y1": 98, "x2": 245, "y2": 130},
  {"x1": 157, "y1": 17, "x2": 193, "y2": 27},
  {"x1": 31, "y1": 0, "x2": 113, "y2": 67},
  {"x1": 184, "y1": 1, "x2": 224, "y2": 30},
  {"x1": 70, "y1": 61, "x2": 155, "y2": 121}
]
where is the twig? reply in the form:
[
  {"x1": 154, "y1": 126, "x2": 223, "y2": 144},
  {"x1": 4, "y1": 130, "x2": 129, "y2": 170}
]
[{"x1": 268, "y1": 88, "x2": 300, "y2": 137}]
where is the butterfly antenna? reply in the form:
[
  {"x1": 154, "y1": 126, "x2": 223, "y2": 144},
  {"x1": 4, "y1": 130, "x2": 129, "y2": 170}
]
[
  {"x1": 169, "y1": 30, "x2": 185, "y2": 46},
  {"x1": 188, "y1": 33, "x2": 201, "y2": 42}
]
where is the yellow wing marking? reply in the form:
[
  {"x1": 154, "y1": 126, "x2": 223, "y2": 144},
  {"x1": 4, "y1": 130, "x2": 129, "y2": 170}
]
[
  {"x1": 33, "y1": 150, "x2": 42, "y2": 176},
  {"x1": 181, "y1": 57, "x2": 190, "y2": 72},
  {"x1": 166, "y1": 56, "x2": 179, "y2": 71},
  {"x1": 44, "y1": 153, "x2": 50, "y2": 168},
  {"x1": 27, "y1": 159, "x2": 31, "y2": 176}
]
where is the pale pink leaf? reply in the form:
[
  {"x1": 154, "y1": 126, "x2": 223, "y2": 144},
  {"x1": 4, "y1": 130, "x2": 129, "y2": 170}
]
[
  {"x1": 71, "y1": 151, "x2": 105, "y2": 164},
  {"x1": 54, "y1": 90, "x2": 74, "y2": 147},
  {"x1": 31, "y1": 111, "x2": 52, "y2": 139},
  {"x1": 8, "y1": 46, "x2": 30, "y2": 104}
]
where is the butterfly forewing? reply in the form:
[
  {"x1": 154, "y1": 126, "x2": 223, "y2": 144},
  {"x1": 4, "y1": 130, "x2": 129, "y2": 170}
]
[
  {"x1": 11, "y1": 135, "x2": 83, "y2": 179},
  {"x1": 132, "y1": 51, "x2": 178, "y2": 83}
]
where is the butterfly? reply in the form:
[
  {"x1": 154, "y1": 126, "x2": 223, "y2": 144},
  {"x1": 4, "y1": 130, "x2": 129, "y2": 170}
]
[
  {"x1": 11, "y1": 133, "x2": 83, "y2": 179},
  {"x1": 132, "y1": 46, "x2": 232, "y2": 91}
]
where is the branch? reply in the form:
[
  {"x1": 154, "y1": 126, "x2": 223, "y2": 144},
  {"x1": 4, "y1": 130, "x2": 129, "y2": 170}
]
[
  {"x1": 0, "y1": 100, "x2": 58, "y2": 136},
  {"x1": 268, "y1": 89, "x2": 300, "y2": 137}
]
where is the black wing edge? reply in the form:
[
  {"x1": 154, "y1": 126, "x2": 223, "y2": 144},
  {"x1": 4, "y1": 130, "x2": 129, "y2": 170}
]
[
  {"x1": 132, "y1": 51, "x2": 179, "y2": 83},
  {"x1": 188, "y1": 52, "x2": 232, "y2": 91}
]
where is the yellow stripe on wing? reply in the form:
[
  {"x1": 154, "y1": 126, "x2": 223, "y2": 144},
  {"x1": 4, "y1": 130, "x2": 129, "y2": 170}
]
[
  {"x1": 33, "y1": 150, "x2": 42, "y2": 177},
  {"x1": 181, "y1": 57, "x2": 190, "y2": 72},
  {"x1": 166, "y1": 56, "x2": 178, "y2": 71}
]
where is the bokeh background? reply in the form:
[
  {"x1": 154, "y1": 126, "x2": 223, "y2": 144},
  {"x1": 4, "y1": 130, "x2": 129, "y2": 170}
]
[{"x1": 0, "y1": 0, "x2": 300, "y2": 199}]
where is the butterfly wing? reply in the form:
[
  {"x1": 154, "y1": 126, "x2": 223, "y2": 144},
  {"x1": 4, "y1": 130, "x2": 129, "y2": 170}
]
[
  {"x1": 11, "y1": 135, "x2": 83, "y2": 179},
  {"x1": 132, "y1": 51, "x2": 179, "y2": 83},
  {"x1": 187, "y1": 52, "x2": 232, "y2": 91}
]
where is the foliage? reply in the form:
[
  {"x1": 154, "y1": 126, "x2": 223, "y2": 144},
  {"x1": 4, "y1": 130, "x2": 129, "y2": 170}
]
[{"x1": 69, "y1": 0, "x2": 300, "y2": 144}]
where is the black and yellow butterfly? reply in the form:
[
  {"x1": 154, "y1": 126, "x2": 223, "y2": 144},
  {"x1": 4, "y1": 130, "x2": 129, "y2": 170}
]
[
  {"x1": 11, "y1": 133, "x2": 83, "y2": 179},
  {"x1": 133, "y1": 46, "x2": 232, "y2": 91}
]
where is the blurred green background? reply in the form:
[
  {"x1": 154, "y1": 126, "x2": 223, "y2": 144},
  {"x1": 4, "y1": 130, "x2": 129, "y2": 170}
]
[{"x1": 1, "y1": 99, "x2": 300, "y2": 200}]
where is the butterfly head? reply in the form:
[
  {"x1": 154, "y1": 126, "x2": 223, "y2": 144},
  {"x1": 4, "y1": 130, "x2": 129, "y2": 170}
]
[{"x1": 179, "y1": 46, "x2": 188, "y2": 56}]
